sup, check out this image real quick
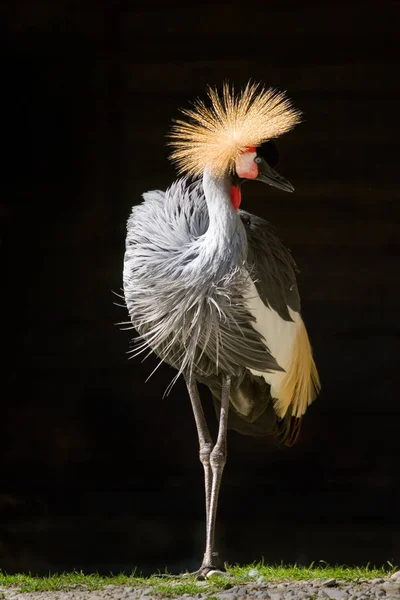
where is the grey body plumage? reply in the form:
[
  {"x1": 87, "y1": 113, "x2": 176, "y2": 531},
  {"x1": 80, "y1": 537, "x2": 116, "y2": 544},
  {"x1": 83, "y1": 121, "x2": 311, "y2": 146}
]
[{"x1": 124, "y1": 177, "x2": 296, "y2": 438}]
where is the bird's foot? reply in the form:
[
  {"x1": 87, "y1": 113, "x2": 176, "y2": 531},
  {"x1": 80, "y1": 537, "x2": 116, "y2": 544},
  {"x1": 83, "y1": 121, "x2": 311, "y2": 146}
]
[
  {"x1": 154, "y1": 553, "x2": 231, "y2": 581},
  {"x1": 184, "y1": 556, "x2": 231, "y2": 580},
  {"x1": 194, "y1": 551, "x2": 232, "y2": 580},
  {"x1": 154, "y1": 566, "x2": 229, "y2": 581},
  {"x1": 194, "y1": 565, "x2": 230, "y2": 580}
]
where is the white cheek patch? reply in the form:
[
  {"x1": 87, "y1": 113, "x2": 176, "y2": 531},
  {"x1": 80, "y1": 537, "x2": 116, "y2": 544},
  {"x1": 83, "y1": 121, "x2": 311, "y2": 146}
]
[{"x1": 235, "y1": 151, "x2": 258, "y2": 179}]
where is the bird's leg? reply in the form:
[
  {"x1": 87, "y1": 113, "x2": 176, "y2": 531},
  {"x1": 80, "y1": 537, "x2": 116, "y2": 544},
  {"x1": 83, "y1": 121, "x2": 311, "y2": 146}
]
[
  {"x1": 185, "y1": 376, "x2": 213, "y2": 541},
  {"x1": 200, "y1": 375, "x2": 231, "y2": 574}
]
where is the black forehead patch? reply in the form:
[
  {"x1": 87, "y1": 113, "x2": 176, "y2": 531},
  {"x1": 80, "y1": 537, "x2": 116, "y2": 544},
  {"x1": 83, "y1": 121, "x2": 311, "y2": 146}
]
[{"x1": 256, "y1": 140, "x2": 279, "y2": 167}]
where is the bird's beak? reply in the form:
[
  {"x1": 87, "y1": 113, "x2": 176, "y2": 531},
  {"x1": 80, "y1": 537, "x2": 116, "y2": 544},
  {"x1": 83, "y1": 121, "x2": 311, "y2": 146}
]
[{"x1": 256, "y1": 157, "x2": 294, "y2": 193}]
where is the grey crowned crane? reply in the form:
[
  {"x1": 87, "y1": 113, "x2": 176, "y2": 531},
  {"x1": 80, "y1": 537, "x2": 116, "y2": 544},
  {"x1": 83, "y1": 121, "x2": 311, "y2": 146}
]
[{"x1": 123, "y1": 82, "x2": 320, "y2": 577}]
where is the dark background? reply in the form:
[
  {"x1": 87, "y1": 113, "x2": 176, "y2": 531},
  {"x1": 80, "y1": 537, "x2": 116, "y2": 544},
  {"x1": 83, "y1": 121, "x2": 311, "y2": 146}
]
[{"x1": 2, "y1": 0, "x2": 400, "y2": 575}]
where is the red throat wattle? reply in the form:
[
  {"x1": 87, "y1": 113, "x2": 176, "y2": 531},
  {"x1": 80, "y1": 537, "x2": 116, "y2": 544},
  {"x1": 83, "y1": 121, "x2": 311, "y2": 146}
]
[{"x1": 230, "y1": 186, "x2": 242, "y2": 211}]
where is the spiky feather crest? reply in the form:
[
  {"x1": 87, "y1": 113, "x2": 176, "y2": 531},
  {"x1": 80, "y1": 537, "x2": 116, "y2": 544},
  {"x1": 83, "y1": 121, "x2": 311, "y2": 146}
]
[{"x1": 169, "y1": 82, "x2": 302, "y2": 177}]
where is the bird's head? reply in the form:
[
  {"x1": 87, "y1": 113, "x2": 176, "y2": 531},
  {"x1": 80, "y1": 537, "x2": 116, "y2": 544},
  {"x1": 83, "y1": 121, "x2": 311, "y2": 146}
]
[
  {"x1": 234, "y1": 140, "x2": 294, "y2": 193},
  {"x1": 169, "y1": 81, "x2": 301, "y2": 209}
]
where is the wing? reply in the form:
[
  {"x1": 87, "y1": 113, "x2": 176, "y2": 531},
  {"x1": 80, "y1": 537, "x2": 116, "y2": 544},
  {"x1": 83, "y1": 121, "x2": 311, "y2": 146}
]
[
  {"x1": 239, "y1": 210, "x2": 320, "y2": 419},
  {"x1": 240, "y1": 210, "x2": 300, "y2": 320}
]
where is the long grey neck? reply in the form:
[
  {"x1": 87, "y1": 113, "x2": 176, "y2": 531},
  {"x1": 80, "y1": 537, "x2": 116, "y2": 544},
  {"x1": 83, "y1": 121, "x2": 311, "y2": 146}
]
[{"x1": 201, "y1": 168, "x2": 247, "y2": 268}]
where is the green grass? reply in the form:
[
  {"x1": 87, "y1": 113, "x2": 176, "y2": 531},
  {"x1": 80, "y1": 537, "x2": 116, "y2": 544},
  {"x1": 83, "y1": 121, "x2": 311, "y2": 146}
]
[{"x1": 0, "y1": 563, "x2": 396, "y2": 596}]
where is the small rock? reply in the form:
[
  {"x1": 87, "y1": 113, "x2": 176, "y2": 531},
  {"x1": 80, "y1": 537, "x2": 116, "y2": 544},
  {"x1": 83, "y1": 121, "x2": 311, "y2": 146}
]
[
  {"x1": 217, "y1": 593, "x2": 238, "y2": 600},
  {"x1": 322, "y1": 579, "x2": 337, "y2": 588},
  {"x1": 248, "y1": 568, "x2": 259, "y2": 577},
  {"x1": 138, "y1": 588, "x2": 152, "y2": 596},
  {"x1": 382, "y1": 582, "x2": 400, "y2": 594},
  {"x1": 390, "y1": 571, "x2": 400, "y2": 582},
  {"x1": 321, "y1": 588, "x2": 348, "y2": 600},
  {"x1": 206, "y1": 569, "x2": 233, "y2": 579}
]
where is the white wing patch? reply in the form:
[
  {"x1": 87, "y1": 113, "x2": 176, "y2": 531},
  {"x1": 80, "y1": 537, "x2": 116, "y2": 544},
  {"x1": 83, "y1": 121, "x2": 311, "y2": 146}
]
[{"x1": 243, "y1": 273, "x2": 320, "y2": 418}]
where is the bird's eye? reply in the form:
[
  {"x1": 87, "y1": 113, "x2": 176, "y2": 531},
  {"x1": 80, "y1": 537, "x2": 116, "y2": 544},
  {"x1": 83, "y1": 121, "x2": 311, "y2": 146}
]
[
  {"x1": 257, "y1": 140, "x2": 279, "y2": 167},
  {"x1": 255, "y1": 157, "x2": 262, "y2": 164}
]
